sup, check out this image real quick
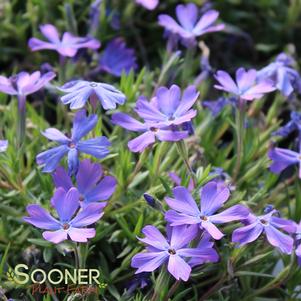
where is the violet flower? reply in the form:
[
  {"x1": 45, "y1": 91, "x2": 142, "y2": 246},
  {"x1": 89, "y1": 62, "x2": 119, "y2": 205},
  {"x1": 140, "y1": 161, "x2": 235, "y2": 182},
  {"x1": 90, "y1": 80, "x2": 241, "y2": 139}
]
[
  {"x1": 24, "y1": 187, "x2": 105, "y2": 244},
  {"x1": 0, "y1": 140, "x2": 8, "y2": 152},
  {"x1": 136, "y1": 0, "x2": 159, "y2": 10},
  {"x1": 28, "y1": 24, "x2": 100, "y2": 57},
  {"x1": 112, "y1": 85, "x2": 199, "y2": 152},
  {"x1": 169, "y1": 172, "x2": 194, "y2": 192},
  {"x1": 158, "y1": 3, "x2": 224, "y2": 47},
  {"x1": 232, "y1": 210, "x2": 296, "y2": 254},
  {"x1": 36, "y1": 110, "x2": 110, "y2": 175},
  {"x1": 214, "y1": 68, "x2": 276, "y2": 101},
  {"x1": 268, "y1": 147, "x2": 301, "y2": 178},
  {"x1": 99, "y1": 38, "x2": 137, "y2": 77},
  {"x1": 295, "y1": 221, "x2": 301, "y2": 265},
  {"x1": 52, "y1": 159, "x2": 116, "y2": 208},
  {"x1": 257, "y1": 53, "x2": 301, "y2": 97},
  {"x1": 272, "y1": 111, "x2": 301, "y2": 138},
  {"x1": 58, "y1": 80, "x2": 126, "y2": 110},
  {"x1": 131, "y1": 225, "x2": 217, "y2": 281},
  {"x1": 165, "y1": 181, "x2": 249, "y2": 240}
]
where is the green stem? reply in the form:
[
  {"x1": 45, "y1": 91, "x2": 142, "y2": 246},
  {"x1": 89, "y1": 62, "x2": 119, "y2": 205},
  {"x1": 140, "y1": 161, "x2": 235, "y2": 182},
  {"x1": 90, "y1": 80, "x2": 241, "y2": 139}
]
[
  {"x1": 73, "y1": 243, "x2": 80, "y2": 269},
  {"x1": 17, "y1": 95, "x2": 26, "y2": 147},
  {"x1": 233, "y1": 98, "x2": 245, "y2": 181},
  {"x1": 164, "y1": 280, "x2": 181, "y2": 301}
]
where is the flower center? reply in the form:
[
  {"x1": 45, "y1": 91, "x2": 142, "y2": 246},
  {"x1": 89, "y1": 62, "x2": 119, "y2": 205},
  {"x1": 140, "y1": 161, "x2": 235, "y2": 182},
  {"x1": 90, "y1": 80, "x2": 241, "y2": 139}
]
[
  {"x1": 90, "y1": 82, "x2": 98, "y2": 87},
  {"x1": 62, "y1": 223, "x2": 70, "y2": 230},
  {"x1": 79, "y1": 195, "x2": 85, "y2": 202},
  {"x1": 168, "y1": 248, "x2": 176, "y2": 255},
  {"x1": 150, "y1": 127, "x2": 158, "y2": 132},
  {"x1": 69, "y1": 142, "x2": 76, "y2": 148},
  {"x1": 260, "y1": 219, "x2": 268, "y2": 225},
  {"x1": 200, "y1": 215, "x2": 208, "y2": 221}
]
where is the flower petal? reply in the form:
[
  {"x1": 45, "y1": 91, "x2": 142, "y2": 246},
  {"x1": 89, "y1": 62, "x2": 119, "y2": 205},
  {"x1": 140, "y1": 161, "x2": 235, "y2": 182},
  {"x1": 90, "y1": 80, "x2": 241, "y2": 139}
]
[
  {"x1": 70, "y1": 203, "x2": 104, "y2": 227},
  {"x1": 131, "y1": 251, "x2": 168, "y2": 273},
  {"x1": 42, "y1": 229, "x2": 68, "y2": 244},
  {"x1": 167, "y1": 255, "x2": 191, "y2": 281},
  {"x1": 232, "y1": 222, "x2": 263, "y2": 246},
  {"x1": 77, "y1": 137, "x2": 110, "y2": 159},
  {"x1": 128, "y1": 131, "x2": 156, "y2": 152},
  {"x1": 68, "y1": 227, "x2": 96, "y2": 242},
  {"x1": 209, "y1": 205, "x2": 250, "y2": 224}
]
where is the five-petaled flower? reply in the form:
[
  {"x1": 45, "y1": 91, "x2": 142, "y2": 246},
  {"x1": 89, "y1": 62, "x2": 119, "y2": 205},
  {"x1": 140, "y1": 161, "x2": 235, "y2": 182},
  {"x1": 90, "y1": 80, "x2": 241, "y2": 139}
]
[
  {"x1": 99, "y1": 38, "x2": 137, "y2": 77},
  {"x1": 23, "y1": 187, "x2": 105, "y2": 244},
  {"x1": 36, "y1": 110, "x2": 110, "y2": 175},
  {"x1": 111, "y1": 85, "x2": 199, "y2": 152},
  {"x1": 214, "y1": 68, "x2": 275, "y2": 101},
  {"x1": 232, "y1": 210, "x2": 296, "y2": 254},
  {"x1": 158, "y1": 3, "x2": 224, "y2": 47},
  {"x1": 131, "y1": 225, "x2": 218, "y2": 281},
  {"x1": 28, "y1": 24, "x2": 100, "y2": 57},
  {"x1": 58, "y1": 80, "x2": 126, "y2": 110},
  {"x1": 52, "y1": 159, "x2": 117, "y2": 208},
  {"x1": 165, "y1": 181, "x2": 249, "y2": 240}
]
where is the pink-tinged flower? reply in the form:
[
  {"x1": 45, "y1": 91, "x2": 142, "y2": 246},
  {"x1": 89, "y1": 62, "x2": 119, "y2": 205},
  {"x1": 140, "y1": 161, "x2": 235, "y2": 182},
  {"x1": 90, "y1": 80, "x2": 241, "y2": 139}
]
[
  {"x1": 0, "y1": 140, "x2": 8, "y2": 152},
  {"x1": 36, "y1": 110, "x2": 110, "y2": 175},
  {"x1": 52, "y1": 159, "x2": 117, "y2": 208},
  {"x1": 158, "y1": 3, "x2": 224, "y2": 46},
  {"x1": 131, "y1": 225, "x2": 218, "y2": 281},
  {"x1": 136, "y1": 0, "x2": 159, "y2": 10},
  {"x1": 28, "y1": 24, "x2": 100, "y2": 57},
  {"x1": 99, "y1": 38, "x2": 137, "y2": 77},
  {"x1": 169, "y1": 172, "x2": 194, "y2": 192},
  {"x1": 23, "y1": 187, "x2": 105, "y2": 244},
  {"x1": 58, "y1": 80, "x2": 126, "y2": 110},
  {"x1": 214, "y1": 68, "x2": 275, "y2": 101},
  {"x1": 232, "y1": 210, "x2": 296, "y2": 254},
  {"x1": 111, "y1": 85, "x2": 199, "y2": 152},
  {"x1": 268, "y1": 147, "x2": 301, "y2": 178},
  {"x1": 164, "y1": 181, "x2": 249, "y2": 240},
  {"x1": 0, "y1": 71, "x2": 55, "y2": 110},
  {"x1": 295, "y1": 221, "x2": 301, "y2": 265}
]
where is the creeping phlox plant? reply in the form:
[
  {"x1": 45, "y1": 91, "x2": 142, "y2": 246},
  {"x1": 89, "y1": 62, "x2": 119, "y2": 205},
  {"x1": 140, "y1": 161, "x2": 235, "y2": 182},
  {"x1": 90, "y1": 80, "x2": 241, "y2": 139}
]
[{"x1": 2, "y1": 1, "x2": 301, "y2": 300}]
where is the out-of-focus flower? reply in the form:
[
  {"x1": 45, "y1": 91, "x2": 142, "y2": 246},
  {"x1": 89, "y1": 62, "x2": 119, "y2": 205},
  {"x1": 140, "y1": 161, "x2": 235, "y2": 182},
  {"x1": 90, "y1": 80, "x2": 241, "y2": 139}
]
[
  {"x1": 24, "y1": 187, "x2": 105, "y2": 244},
  {"x1": 36, "y1": 110, "x2": 110, "y2": 175},
  {"x1": 232, "y1": 210, "x2": 296, "y2": 254},
  {"x1": 29, "y1": 24, "x2": 100, "y2": 57},
  {"x1": 165, "y1": 182, "x2": 249, "y2": 240},
  {"x1": 58, "y1": 80, "x2": 126, "y2": 110},
  {"x1": 169, "y1": 172, "x2": 194, "y2": 191},
  {"x1": 126, "y1": 272, "x2": 151, "y2": 295},
  {"x1": 136, "y1": 0, "x2": 159, "y2": 10},
  {"x1": 202, "y1": 97, "x2": 236, "y2": 117},
  {"x1": 272, "y1": 111, "x2": 301, "y2": 138},
  {"x1": 112, "y1": 85, "x2": 199, "y2": 152},
  {"x1": 214, "y1": 68, "x2": 275, "y2": 101},
  {"x1": 0, "y1": 71, "x2": 55, "y2": 110},
  {"x1": 99, "y1": 38, "x2": 137, "y2": 77},
  {"x1": 295, "y1": 221, "x2": 301, "y2": 265},
  {"x1": 52, "y1": 159, "x2": 116, "y2": 208},
  {"x1": 257, "y1": 53, "x2": 301, "y2": 97},
  {"x1": 131, "y1": 225, "x2": 217, "y2": 281},
  {"x1": 268, "y1": 147, "x2": 301, "y2": 178},
  {"x1": 89, "y1": 0, "x2": 102, "y2": 35},
  {"x1": 0, "y1": 140, "x2": 8, "y2": 152},
  {"x1": 158, "y1": 3, "x2": 224, "y2": 47}
]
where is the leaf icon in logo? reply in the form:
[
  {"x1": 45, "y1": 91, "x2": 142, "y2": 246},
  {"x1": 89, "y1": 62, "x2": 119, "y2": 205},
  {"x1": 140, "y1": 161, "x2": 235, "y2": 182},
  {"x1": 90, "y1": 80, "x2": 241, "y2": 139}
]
[{"x1": 6, "y1": 268, "x2": 16, "y2": 283}]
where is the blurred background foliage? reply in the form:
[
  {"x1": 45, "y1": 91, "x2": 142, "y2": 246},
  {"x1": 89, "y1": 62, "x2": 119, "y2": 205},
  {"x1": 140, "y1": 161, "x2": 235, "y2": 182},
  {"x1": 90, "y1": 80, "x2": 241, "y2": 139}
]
[{"x1": 1, "y1": 0, "x2": 301, "y2": 300}]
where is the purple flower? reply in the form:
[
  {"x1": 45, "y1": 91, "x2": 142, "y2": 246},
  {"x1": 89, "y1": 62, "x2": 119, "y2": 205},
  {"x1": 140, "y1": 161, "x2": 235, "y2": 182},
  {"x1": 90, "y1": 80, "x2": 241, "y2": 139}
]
[
  {"x1": 295, "y1": 221, "x2": 301, "y2": 265},
  {"x1": 36, "y1": 110, "x2": 110, "y2": 175},
  {"x1": 169, "y1": 172, "x2": 194, "y2": 191},
  {"x1": 268, "y1": 147, "x2": 301, "y2": 178},
  {"x1": 257, "y1": 53, "x2": 301, "y2": 97},
  {"x1": 58, "y1": 80, "x2": 126, "y2": 110},
  {"x1": 99, "y1": 38, "x2": 137, "y2": 77},
  {"x1": 0, "y1": 71, "x2": 55, "y2": 110},
  {"x1": 214, "y1": 68, "x2": 275, "y2": 101},
  {"x1": 0, "y1": 140, "x2": 8, "y2": 152},
  {"x1": 158, "y1": 3, "x2": 224, "y2": 47},
  {"x1": 202, "y1": 97, "x2": 235, "y2": 117},
  {"x1": 232, "y1": 210, "x2": 296, "y2": 254},
  {"x1": 23, "y1": 187, "x2": 105, "y2": 244},
  {"x1": 164, "y1": 181, "x2": 249, "y2": 240},
  {"x1": 272, "y1": 111, "x2": 301, "y2": 138},
  {"x1": 28, "y1": 24, "x2": 100, "y2": 57},
  {"x1": 52, "y1": 159, "x2": 116, "y2": 208},
  {"x1": 131, "y1": 225, "x2": 217, "y2": 281},
  {"x1": 136, "y1": 0, "x2": 159, "y2": 10}
]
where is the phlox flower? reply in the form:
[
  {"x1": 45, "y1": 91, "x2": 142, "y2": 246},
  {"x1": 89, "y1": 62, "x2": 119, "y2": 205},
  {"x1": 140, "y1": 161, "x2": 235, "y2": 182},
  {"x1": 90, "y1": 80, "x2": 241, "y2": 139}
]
[
  {"x1": 28, "y1": 24, "x2": 100, "y2": 57},
  {"x1": 99, "y1": 38, "x2": 137, "y2": 77},
  {"x1": 24, "y1": 187, "x2": 105, "y2": 244},
  {"x1": 272, "y1": 111, "x2": 301, "y2": 138},
  {"x1": 268, "y1": 147, "x2": 301, "y2": 178},
  {"x1": 165, "y1": 181, "x2": 249, "y2": 240},
  {"x1": 158, "y1": 3, "x2": 224, "y2": 47},
  {"x1": 136, "y1": 0, "x2": 159, "y2": 10},
  {"x1": 0, "y1": 140, "x2": 8, "y2": 152},
  {"x1": 131, "y1": 225, "x2": 217, "y2": 281},
  {"x1": 295, "y1": 221, "x2": 301, "y2": 265},
  {"x1": 111, "y1": 85, "x2": 199, "y2": 152},
  {"x1": 52, "y1": 159, "x2": 116, "y2": 208},
  {"x1": 214, "y1": 68, "x2": 275, "y2": 101},
  {"x1": 232, "y1": 210, "x2": 296, "y2": 254},
  {"x1": 58, "y1": 80, "x2": 126, "y2": 110},
  {"x1": 36, "y1": 110, "x2": 110, "y2": 175}
]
